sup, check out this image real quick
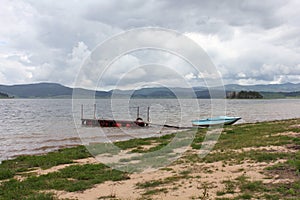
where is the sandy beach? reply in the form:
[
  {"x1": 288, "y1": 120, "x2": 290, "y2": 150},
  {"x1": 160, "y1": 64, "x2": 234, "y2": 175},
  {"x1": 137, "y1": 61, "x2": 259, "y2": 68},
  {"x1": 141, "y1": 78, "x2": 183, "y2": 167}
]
[{"x1": 0, "y1": 119, "x2": 299, "y2": 199}]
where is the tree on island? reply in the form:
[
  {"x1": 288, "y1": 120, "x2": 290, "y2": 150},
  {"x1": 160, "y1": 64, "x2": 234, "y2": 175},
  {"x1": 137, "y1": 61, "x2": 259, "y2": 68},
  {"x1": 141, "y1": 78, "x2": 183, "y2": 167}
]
[
  {"x1": 0, "y1": 91, "x2": 13, "y2": 98},
  {"x1": 227, "y1": 91, "x2": 263, "y2": 99}
]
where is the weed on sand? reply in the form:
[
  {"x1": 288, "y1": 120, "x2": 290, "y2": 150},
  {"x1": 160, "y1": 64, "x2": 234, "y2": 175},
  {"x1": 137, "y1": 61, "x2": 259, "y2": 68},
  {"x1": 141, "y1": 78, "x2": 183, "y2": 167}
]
[
  {"x1": 0, "y1": 145, "x2": 91, "y2": 180},
  {"x1": 0, "y1": 163, "x2": 129, "y2": 200},
  {"x1": 1, "y1": 118, "x2": 300, "y2": 199},
  {"x1": 215, "y1": 119, "x2": 300, "y2": 150}
]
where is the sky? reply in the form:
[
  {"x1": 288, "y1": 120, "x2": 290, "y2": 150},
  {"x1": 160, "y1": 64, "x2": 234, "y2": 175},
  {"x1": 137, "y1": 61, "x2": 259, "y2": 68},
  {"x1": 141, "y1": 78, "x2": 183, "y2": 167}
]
[{"x1": 0, "y1": 0, "x2": 300, "y2": 90}]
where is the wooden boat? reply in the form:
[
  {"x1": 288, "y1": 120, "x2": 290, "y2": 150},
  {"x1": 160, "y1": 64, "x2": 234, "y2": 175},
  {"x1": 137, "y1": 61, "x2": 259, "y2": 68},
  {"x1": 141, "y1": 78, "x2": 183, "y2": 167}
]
[
  {"x1": 192, "y1": 116, "x2": 241, "y2": 127},
  {"x1": 80, "y1": 105, "x2": 149, "y2": 127},
  {"x1": 81, "y1": 118, "x2": 148, "y2": 127}
]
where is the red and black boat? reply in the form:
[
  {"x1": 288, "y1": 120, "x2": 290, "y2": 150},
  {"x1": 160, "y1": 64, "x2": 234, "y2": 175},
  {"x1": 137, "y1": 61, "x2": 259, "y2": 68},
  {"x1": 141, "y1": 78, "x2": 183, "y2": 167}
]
[{"x1": 80, "y1": 105, "x2": 149, "y2": 127}]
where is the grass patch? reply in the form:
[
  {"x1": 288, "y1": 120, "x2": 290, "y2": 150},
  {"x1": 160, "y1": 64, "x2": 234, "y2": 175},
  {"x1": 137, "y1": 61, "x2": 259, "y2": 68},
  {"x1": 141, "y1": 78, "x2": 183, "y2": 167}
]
[
  {"x1": 24, "y1": 192, "x2": 55, "y2": 200},
  {"x1": 240, "y1": 180, "x2": 263, "y2": 192},
  {"x1": 0, "y1": 146, "x2": 92, "y2": 180},
  {"x1": 0, "y1": 163, "x2": 129, "y2": 199},
  {"x1": 1, "y1": 118, "x2": 300, "y2": 199},
  {"x1": 115, "y1": 138, "x2": 153, "y2": 150},
  {"x1": 222, "y1": 180, "x2": 236, "y2": 194},
  {"x1": 217, "y1": 175, "x2": 265, "y2": 197},
  {"x1": 114, "y1": 133, "x2": 177, "y2": 151},
  {"x1": 219, "y1": 174, "x2": 300, "y2": 199},
  {"x1": 0, "y1": 168, "x2": 14, "y2": 180},
  {"x1": 179, "y1": 170, "x2": 191, "y2": 176},
  {"x1": 136, "y1": 180, "x2": 163, "y2": 189},
  {"x1": 211, "y1": 119, "x2": 300, "y2": 150},
  {"x1": 201, "y1": 150, "x2": 291, "y2": 164},
  {"x1": 160, "y1": 167, "x2": 173, "y2": 171},
  {"x1": 136, "y1": 173, "x2": 192, "y2": 194},
  {"x1": 180, "y1": 153, "x2": 202, "y2": 163},
  {"x1": 129, "y1": 130, "x2": 194, "y2": 154},
  {"x1": 234, "y1": 193, "x2": 252, "y2": 199},
  {"x1": 143, "y1": 188, "x2": 168, "y2": 196},
  {"x1": 266, "y1": 150, "x2": 300, "y2": 178},
  {"x1": 288, "y1": 151, "x2": 300, "y2": 172}
]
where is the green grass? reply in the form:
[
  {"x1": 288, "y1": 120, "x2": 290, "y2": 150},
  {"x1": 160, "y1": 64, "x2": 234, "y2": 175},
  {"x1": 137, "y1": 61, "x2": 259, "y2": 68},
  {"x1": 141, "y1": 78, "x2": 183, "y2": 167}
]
[
  {"x1": 211, "y1": 119, "x2": 299, "y2": 150},
  {"x1": 136, "y1": 180, "x2": 163, "y2": 189},
  {"x1": 0, "y1": 163, "x2": 129, "y2": 200},
  {"x1": 234, "y1": 193, "x2": 252, "y2": 199},
  {"x1": 222, "y1": 179, "x2": 236, "y2": 194},
  {"x1": 199, "y1": 149, "x2": 292, "y2": 164},
  {"x1": 0, "y1": 145, "x2": 92, "y2": 180},
  {"x1": 114, "y1": 133, "x2": 176, "y2": 151},
  {"x1": 136, "y1": 173, "x2": 193, "y2": 196},
  {"x1": 0, "y1": 168, "x2": 14, "y2": 180},
  {"x1": 142, "y1": 188, "x2": 168, "y2": 196},
  {"x1": 136, "y1": 173, "x2": 193, "y2": 198},
  {"x1": 134, "y1": 118, "x2": 300, "y2": 198},
  {"x1": 217, "y1": 176, "x2": 262, "y2": 197},
  {"x1": 288, "y1": 151, "x2": 300, "y2": 172},
  {"x1": 115, "y1": 138, "x2": 153, "y2": 149},
  {"x1": 0, "y1": 132, "x2": 184, "y2": 181},
  {"x1": 216, "y1": 174, "x2": 300, "y2": 199},
  {"x1": 128, "y1": 130, "x2": 194, "y2": 154},
  {"x1": 240, "y1": 180, "x2": 263, "y2": 192},
  {"x1": 24, "y1": 193, "x2": 54, "y2": 200},
  {"x1": 112, "y1": 131, "x2": 195, "y2": 172},
  {"x1": 0, "y1": 118, "x2": 300, "y2": 199},
  {"x1": 187, "y1": 119, "x2": 300, "y2": 165}
]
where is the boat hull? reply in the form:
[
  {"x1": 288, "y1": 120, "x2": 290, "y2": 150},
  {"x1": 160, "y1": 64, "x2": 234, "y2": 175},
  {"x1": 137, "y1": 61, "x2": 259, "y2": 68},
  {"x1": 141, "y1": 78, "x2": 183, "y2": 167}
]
[
  {"x1": 81, "y1": 119, "x2": 148, "y2": 127},
  {"x1": 192, "y1": 116, "x2": 241, "y2": 127}
]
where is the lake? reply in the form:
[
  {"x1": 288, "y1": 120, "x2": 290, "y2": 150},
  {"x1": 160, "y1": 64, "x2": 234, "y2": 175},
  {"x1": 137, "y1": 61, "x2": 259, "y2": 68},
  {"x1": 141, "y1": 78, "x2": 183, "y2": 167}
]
[{"x1": 0, "y1": 98, "x2": 299, "y2": 162}]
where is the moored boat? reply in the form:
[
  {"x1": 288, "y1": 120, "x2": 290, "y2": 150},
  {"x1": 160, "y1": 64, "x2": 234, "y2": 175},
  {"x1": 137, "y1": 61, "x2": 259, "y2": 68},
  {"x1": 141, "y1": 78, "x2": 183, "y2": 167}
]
[
  {"x1": 192, "y1": 116, "x2": 241, "y2": 127},
  {"x1": 81, "y1": 118, "x2": 148, "y2": 127}
]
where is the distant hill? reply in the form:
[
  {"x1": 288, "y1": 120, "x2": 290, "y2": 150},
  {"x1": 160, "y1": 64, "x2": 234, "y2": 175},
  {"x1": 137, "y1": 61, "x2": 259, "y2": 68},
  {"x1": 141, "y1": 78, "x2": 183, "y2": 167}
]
[
  {"x1": 224, "y1": 82, "x2": 300, "y2": 92},
  {"x1": 0, "y1": 82, "x2": 299, "y2": 99},
  {"x1": 0, "y1": 83, "x2": 73, "y2": 98},
  {"x1": 111, "y1": 87, "x2": 198, "y2": 98},
  {"x1": 0, "y1": 83, "x2": 111, "y2": 98},
  {"x1": 0, "y1": 83, "x2": 214, "y2": 99},
  {"x1": 260, "y1": 91, "x2": 300, "y2": 99}
]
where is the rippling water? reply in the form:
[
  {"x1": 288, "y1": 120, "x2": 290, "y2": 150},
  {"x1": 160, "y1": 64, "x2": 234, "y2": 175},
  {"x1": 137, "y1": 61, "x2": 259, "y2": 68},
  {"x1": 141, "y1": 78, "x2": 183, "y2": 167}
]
[{"x1": 0, "y1": 98, "x2": 299, "y2": 161}]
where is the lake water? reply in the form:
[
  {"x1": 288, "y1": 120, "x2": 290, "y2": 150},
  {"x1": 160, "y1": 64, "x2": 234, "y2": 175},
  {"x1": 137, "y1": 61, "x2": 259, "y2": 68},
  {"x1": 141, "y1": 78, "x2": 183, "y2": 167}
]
[{"x1": 0, "y1": 98, "x2": 299, "y2": 162}]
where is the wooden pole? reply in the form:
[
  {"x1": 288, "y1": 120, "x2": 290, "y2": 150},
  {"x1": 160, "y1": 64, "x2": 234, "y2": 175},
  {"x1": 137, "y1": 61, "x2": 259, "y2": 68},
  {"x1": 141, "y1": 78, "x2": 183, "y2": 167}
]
[
  {"x1": 147, "y1": 106, "x2": 150, "y2": 122},
  {"x1": 137, "y1": 106, "x2": 140, "y2": 119},
  {"x1": 81, "y1": 104, "x2": 84, "y2": 119},
  {"x1": 94, "y1": 104, "x2": 96, "y2": 119}
]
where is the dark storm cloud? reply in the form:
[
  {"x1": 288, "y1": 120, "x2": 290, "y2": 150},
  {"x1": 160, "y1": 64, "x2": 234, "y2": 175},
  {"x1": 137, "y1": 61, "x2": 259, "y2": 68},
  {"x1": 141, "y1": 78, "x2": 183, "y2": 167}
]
[{"x1": 84, "y1": 0, "x2": 285, "y2": 32}]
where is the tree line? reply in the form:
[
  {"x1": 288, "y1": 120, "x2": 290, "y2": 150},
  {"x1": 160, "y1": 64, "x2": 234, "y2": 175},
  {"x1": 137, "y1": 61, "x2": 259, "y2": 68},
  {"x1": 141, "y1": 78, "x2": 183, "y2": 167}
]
[
  {"x1": 0, "y1": 91, "x2": 13, "y2": 98},
  {"x1": 226, "y1": 91, "x2": 263, "y2": 99}
]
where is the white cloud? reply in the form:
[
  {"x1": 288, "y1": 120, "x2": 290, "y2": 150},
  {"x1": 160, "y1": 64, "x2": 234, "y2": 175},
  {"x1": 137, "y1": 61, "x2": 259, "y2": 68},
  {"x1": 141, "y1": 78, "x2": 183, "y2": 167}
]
[
  {"x1": 0, "y1": 0, "x2": 299, "y2": 88},
  {"x1": 186, "y1": 22, "x2": 300, "y2": 85},
  {"x1": 0, "y1": 55, "x2": 34, "y2": 83},
  {"x1": 185, "y1": 73, "x2": 196, "y2": 80}
]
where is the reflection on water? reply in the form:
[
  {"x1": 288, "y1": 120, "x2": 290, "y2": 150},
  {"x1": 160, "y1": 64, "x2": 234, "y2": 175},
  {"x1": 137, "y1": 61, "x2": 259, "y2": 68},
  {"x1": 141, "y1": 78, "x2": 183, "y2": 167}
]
[{"x1": 0, "y1": 99, "x2": 299, "y2": 161}]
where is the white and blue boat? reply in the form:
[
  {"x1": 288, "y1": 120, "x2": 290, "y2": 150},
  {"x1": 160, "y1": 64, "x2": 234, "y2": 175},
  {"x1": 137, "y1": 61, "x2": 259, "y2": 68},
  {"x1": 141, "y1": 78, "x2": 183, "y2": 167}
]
[{"x1": 192, "y1": 116, "x2": 241, "y2": 127}]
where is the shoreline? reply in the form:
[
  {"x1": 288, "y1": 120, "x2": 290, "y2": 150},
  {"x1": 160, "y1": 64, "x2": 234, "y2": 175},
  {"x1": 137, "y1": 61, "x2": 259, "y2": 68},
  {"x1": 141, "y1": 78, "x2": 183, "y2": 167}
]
[
  {"x1": 1, "y1": 117, "x2": 298, "y2": 162},
  {"x1": 1, "y1": 98, "x2": 300, "y2": 164},
  {"x1": 0, "y1": 118, "x2": 299, "y2": 199}
]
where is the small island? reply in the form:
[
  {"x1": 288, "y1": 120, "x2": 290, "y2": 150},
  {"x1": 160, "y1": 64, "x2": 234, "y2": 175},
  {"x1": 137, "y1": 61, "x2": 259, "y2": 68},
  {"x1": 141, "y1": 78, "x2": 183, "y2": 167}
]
[
  {"x1": 0, "y1": 91, "x2": 14, "y2": 99},
  {"x1": 226, "y1": 91, "x2": 263, "y2": 99}
]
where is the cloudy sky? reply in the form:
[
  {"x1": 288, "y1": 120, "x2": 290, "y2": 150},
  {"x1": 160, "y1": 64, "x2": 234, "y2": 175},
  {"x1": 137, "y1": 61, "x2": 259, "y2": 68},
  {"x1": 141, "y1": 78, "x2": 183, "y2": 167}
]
[{"x1": 1, "y1": 0, "x2": 300, "y2": 89}]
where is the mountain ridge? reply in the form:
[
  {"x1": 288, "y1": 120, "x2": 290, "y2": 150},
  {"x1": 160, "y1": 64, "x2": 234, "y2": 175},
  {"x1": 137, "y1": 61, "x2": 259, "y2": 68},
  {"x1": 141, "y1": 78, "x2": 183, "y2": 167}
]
[{"x1": 0, "y1": 82, "x2": 299, "y2": 99}]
